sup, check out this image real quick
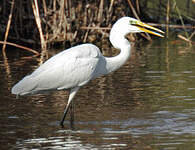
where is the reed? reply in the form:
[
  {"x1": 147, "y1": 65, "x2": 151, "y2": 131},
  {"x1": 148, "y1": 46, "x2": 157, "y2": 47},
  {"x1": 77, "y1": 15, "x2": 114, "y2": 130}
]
[
  {"x1": 166, "y1": 0, "x2": 170, "y2": 38},
  {"x1": 32, "y1": 0, "x2": 46, "y2": 49},
  {"x1": 2, "y1": 0, "x2": 15, "y2": 55},
  {"x1": 173, "y1": 0, "x2": 192, "y2": 45},
  {"x1": 0, "y1": 0, "x2": 194, "y2": 54},
  {"x1": 32, "y1": 0, "x2": 47, "y2": 63},
  {"x1": 0, "y1": 41, "x2": 39, "y2": 55}
]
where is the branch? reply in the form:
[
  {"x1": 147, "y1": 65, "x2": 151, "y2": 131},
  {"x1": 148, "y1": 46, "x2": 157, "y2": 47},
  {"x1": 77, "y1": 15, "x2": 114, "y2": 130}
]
[
  {"x1": 0, "y1": 41, "x2": 39, "y2": 56},
  {"x1": 2, "y1": 0, "x2": 15, "y2": 54}
]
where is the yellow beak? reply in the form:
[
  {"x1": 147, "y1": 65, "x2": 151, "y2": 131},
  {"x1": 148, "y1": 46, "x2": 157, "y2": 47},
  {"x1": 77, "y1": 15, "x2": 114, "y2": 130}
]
[{"x1": 136, "y1": 20, "x2": 164, "y2": 37}]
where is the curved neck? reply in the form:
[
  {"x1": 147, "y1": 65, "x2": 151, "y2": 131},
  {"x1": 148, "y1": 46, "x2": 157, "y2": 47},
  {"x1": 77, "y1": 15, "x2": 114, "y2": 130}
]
[{"x1": 105, "y1": 37, "x2": 131, "y2": 74}]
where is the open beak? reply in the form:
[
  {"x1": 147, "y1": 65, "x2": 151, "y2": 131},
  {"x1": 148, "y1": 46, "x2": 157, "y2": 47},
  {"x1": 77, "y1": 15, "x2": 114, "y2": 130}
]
[{"x1": 135, "y1": 20, "x2": 164, "y2": 37}]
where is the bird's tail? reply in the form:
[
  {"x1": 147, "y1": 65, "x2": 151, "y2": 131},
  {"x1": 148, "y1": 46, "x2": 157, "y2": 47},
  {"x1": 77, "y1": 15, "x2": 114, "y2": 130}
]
[{"x1": 11, "y1": 75, "x2": 37, "y2": 96}]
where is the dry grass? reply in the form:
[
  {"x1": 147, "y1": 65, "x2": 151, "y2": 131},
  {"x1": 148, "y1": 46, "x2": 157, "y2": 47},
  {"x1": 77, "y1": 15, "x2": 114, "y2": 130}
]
[{"x1": 0, "y1": 0, "x2": 194, "y2": 55}]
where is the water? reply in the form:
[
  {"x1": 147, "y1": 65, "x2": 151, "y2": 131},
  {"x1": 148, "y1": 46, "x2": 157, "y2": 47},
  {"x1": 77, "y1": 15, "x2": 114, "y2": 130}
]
[{"x1": 1, "y1": 38, "x2": 195, "y2": 150}]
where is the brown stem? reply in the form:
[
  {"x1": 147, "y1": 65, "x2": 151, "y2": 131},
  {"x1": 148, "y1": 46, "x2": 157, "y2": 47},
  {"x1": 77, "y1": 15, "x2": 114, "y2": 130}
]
[
  {"x1": 0, "y1": 41, "x2": 39, "y2": 56},
  {"x1": 32, "y1": 0, "x2": 47, "y2": 63},
  {"x1": 126, "y1": 0, "x2": 151, "y2": 40},
  {"x1": 32, "y1": 0, "x2": 47, "y2": 51},
  {"x1": 2, "y1": 0, "x2": 15, "y2": 54},
  {"x1": 166, "y1": 0, "x2": 170, "y2": 38}
]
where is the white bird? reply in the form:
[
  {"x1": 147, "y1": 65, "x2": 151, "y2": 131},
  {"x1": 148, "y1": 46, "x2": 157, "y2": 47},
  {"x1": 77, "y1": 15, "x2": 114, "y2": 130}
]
[{"x1": 11, "y1": 17, "x2": 164, "y2": 126}]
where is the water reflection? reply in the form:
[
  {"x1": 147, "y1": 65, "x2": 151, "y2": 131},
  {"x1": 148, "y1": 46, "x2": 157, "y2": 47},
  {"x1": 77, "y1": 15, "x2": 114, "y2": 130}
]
[{"x1": 1, "y1": 38, "x2": 195, "y2": 149}]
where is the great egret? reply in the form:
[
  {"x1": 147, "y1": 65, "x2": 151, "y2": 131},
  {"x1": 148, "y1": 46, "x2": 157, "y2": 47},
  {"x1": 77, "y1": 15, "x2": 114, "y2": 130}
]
[{"x1": 11, "y1": 17, "x2": 164, "y2": 126}]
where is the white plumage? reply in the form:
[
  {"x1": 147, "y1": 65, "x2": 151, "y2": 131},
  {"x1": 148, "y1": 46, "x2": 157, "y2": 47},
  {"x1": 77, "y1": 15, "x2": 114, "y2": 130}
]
[{"x1": 12, "y1": 44, "x2": 104, "y2": 95}]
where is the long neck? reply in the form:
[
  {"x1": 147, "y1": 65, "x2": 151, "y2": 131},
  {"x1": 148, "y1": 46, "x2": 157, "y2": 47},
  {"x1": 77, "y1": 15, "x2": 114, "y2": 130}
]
[{"x1": 105, "y1": 37, "x2": 131, "y2": 74}]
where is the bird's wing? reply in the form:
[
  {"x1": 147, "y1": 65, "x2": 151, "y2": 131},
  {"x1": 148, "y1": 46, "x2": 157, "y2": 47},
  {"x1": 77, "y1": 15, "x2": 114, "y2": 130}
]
[{"x1": 12, "y1": 44, "x2": 103, "y2": 95}]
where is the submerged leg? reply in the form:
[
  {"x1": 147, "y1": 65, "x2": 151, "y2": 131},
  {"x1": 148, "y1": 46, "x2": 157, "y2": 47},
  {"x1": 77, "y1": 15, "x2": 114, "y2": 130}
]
[
  {"x1": 70, "y1": 100, "x2": 75, "y2": 128},
  {"x1": 60, "y1": 87, "x2": 80, "y2": 127}
]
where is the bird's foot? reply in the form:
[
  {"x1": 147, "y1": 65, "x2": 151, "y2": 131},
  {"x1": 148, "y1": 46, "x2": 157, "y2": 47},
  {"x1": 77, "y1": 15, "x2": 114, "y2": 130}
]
[{"x1": 60, "y1": 119, "x2": 65, "y2": 128}]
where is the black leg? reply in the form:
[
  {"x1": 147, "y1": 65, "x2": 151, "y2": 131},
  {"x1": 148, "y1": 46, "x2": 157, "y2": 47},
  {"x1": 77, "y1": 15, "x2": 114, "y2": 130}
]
[
  {"x1": 60, "y1": 87, "x2": 79, "y2": 127},
  {"x1": 60, "y1": 104, "x2": 70, "y2": 127},
  {"x1": 70, "y1": 100, "x2": 75, "y2": 129}
]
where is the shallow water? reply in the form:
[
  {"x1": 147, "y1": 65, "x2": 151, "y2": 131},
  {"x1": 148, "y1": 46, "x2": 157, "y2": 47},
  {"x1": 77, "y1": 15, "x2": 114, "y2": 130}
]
[{"x1": 1, "y1": 38, "x2": 195, "y2": 150}]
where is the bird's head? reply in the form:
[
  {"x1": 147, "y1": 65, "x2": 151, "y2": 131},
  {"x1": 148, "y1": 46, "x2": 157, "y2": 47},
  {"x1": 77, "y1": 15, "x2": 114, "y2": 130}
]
[{"x1": 110, "y1": 17, "x2": 164, "y2": 49}]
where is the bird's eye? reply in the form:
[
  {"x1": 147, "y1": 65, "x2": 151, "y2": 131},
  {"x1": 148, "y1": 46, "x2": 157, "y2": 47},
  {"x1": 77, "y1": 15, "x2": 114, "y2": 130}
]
[{"x1": 129, "y1": 20, "x2": 137, "y2": 25}]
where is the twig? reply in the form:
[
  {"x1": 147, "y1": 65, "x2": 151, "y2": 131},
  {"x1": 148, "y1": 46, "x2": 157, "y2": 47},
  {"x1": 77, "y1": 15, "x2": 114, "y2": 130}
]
[
  {"x1": 166, "y1": 0, "x2": 170, "y2": 38},
  {"x1": 81, "y1": 26, "x2": 111, "y2": 30},
  {"x1": 126, "y1": 0, "x2": 151, "y2": 40},
  {"x1": 32, "y1": 0, "x2": 47, "y2": 64},
  {"x1": 126, "y1": 0, "x2": 140, "y2": 20},
  {"x1": 106, "y1": 0, "x2": 114, "y2": 24},
  {"x1": 189, "y1": 31, "x2": 195, "y2": 40},
  {"x1": 136, "y1": 0, "x2": 140, "y2": 14},
  {"x1": 108, "y1": 0, "x2": 114, "y2": 14},
  {"x1": 83, "y1": 14, "x2": 94, "y2": 42},
  {"x1": 42, "y1": 0, "x2": 47, "y2": 16},
  {"x1": 148, "y1": 23, "x2": 195, "y2": 29},
  {"x1": 32, "y1": 0, "x2": 47, "y2": 51},
  {"x1": 81, "y1": 24, "x2": 195, "y2": 31},
  {"x1": 0, "y1": 41, "x2": 39, "y2": 55},
  {"x1": 178, "y1": 31, "x2": 195, "y2": 45},
  {"x1": 97, "y1": 0, "x2": 104, "y2": 24},
  {"x1": 2, "y1": 0, "x2": 15, "y2": 54},
  {"x1": 173, "y1": 0, "x2": 189, "y2": 38},
  {"x1": 177, "y1": 34, "x2": 191, "y2": 43},
  {"x1": 59, "y1": 0, "x2": 66, "y2": 44}
]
